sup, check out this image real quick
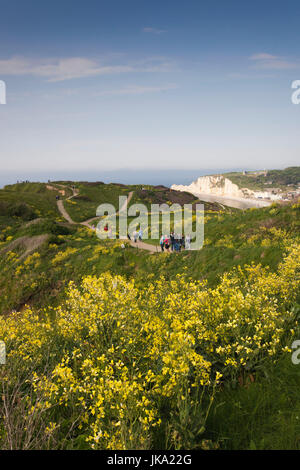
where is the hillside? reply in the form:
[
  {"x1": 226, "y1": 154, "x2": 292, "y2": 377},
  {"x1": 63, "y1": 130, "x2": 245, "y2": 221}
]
[
  {"x1": 223, "y1": 167, "x2": 300, "y2": 191},
  {"x1": 0, "y1": 180, "x2": 298, "y2": 314},
  {"x1": 50, "y1": 181, "x2": 228, "y2": 223},
  {"x1": 0, "y1": 180, "x2": 299, "y2": 450}
]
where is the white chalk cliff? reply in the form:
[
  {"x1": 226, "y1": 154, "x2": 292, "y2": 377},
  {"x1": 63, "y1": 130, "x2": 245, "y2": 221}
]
[{"x1": 171, "y1": 175, "x2": 254, "y2": 199}]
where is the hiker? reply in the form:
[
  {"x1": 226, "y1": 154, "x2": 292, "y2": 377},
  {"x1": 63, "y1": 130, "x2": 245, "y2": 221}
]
[
  {"x1": 133, "y1": 230, "x2": 138, "y2": 243},
  {"x1": 164, "y1": 235, "x2": 170, "y2": 252},
  {"x1": 170, "y1": 232, "x2": 175, "y2": 251},
  {"x1": 138, "y1": 229, "x2": 143, "y2": 241},
  {"x1": 185, "y1": 234, "x2": 191, "y2": 250},
  {"x1": 127, "y1": 232, "x2": 131, "y2": 241},
  {"x1": 180, "y1": 235, "x2": 185, "y2": 251},
  {"x1": 104, "y1": 224, "x2": 108, "y2": 232},
  {"x1": 173, "y1": 234, "x2": 178, "y2": 252},
  {"x1": 160, "y1": 235, "x2": 164, "y2": 252},
  {"x1": 174, "y1": 234, "x2": 181, "y2": 252}
]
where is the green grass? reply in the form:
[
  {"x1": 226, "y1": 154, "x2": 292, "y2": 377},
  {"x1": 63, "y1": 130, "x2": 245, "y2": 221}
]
[
  {"x1": 58, "y1": 182, "x2": 131, "y2": 222},
  {"x1": 0, "y1": 183, "x2": 59, "y2": 223},
  {"x1": 223, "y1": 166, "x2": 300, "y2": 191},
  {"x1": 58, "y1": 181, "x2": 232, "y2": 223},
  {"x1": 0, "y1": 179, "x2": 299, "y2": 449},
  {"x1": 207, "y1": 352, "x2": 300, "y2": 449},
  {"x1": 0, "y1": 195, "x2": 298, "y2": 313}
]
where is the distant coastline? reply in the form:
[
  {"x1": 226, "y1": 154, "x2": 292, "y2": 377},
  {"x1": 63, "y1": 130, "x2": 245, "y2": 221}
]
[
  {"x1": 0, "y1": 168, "x2": 248, "y2": 189},
  {"x1": 191, "y1": 192, "x2": 271, "y2": 209}
]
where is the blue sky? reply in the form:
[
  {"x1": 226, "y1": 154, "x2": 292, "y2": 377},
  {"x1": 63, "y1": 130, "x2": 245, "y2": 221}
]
[{"x1": 0, "y1": 0, "x2": 299, "y2": 174}]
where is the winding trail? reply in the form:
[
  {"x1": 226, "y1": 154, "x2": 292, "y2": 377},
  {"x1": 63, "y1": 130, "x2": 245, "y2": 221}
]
[
  {"x1": 129, "y1": 239, "x2": 159, "y2": 253},
  {"x1": 55, "y1": 184, "x2": 78, "y2": 224},
  {"x1": 54, "y1": 185, "x2": 157, "y2": 253},
  {"x1": 57, "y1": 199, "x2": 75, "y2": 224}
]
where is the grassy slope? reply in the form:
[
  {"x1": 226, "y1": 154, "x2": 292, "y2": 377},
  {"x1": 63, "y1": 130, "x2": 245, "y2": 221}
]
[
  {"x1": 0, "y1": 182, "x2": 60, "y2": 225},
  {"x1": 0, "y1": 181, "x2": 300, "y2": 449},
  {"x1": 0, "y1": 181, "x2": 298, "y2": 313},
  {"x1": 54, "y1": 181, "x2": 229, "y2": 223},
  {"x1": 223, "y1": 166, "x2": 300, "y2": 191},
  {"x1": 207, "y1": 352, "x2": 300, "y2": 449},
  {"x1": 60, "y1": 182, "x2": 131, "y2": 222}
]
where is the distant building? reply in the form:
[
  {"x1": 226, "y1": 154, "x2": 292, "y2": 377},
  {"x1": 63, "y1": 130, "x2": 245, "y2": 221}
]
[{"x1": 254, "y1": 190, "x2": 283, "y2": 201}]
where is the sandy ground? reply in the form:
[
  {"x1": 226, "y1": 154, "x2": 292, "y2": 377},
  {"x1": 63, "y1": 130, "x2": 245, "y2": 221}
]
[{"x1": 192, "y1": 192, "x2": 272, "y2": 209}]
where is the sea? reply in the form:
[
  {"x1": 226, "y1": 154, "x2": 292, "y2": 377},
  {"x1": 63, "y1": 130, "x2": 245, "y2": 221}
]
[{"x1": 0, "y1": 168, "x2": 247, "y2": 189}]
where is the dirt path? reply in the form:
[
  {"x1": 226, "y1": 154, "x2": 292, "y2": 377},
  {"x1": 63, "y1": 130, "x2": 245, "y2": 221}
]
[
  {"x1": 54, "y1": 185, "x2": 158, "y2": 253},
  {"x1": 54, "y1": 184, "x2": 78, "y2": 225},
  {"x1": 57, "y1": 199, "x2": 75, "y2": 224},
  {"x1": 81, "y1": 191, "x2": 134, "y2": 228},
  {"x1": 119, "y1": 191, "x2": 133, "y2": 214},
  {"x1": 128, "y1": 240, "x2": 159, "y2": 253},
  {"x1": 114, "y1": 192, "x2": 159, "y2": 252}
]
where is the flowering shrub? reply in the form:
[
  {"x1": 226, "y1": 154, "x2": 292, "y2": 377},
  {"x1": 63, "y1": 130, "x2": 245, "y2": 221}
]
[
  {"x1": 6, "y1": 251, "x2": 17, "y2": 260},
  {"x1": 51, "y1": 247, "x2": 78, "y2": 265},
  {"x1": 215, "y1": 234, "x2": 234, "y2": 248},
  {"x1": 0, "y1": 243, "x2": 299, "y2": 449},
  {"x1": 24, "y1": 252, "x2": 41, "y2": 267}
]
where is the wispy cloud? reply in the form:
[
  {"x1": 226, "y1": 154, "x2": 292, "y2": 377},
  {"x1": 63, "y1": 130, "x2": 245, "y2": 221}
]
[
  {"x1": 95, "y1": 83, "x2": 178, "y2": 96},
  {"x1": 0, "y1": 56, "x2": 174, "y2": 82},
  {"x1": 142, "y1": 27, "x2": 167, "y2": 35},
  {"x1": 249, "y1": 52, "x2": 300, "y2": 70},
  {"x1": 250, "y1": 53, "x2": 278, "y2": 61},
  {"x1": 227, "y1": 72, "x2": 275, "y2": 80}
]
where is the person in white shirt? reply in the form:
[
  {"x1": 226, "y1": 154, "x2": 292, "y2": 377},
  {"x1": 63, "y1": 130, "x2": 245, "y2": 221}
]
[{"x1": 185, "y1": 234, "x2": 191, "y2": 250}]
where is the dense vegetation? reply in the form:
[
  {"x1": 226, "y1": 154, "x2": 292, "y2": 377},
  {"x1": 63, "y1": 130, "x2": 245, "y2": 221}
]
[{"x1": 0, "y1": 177, "x2": 299, "y2": 450}]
